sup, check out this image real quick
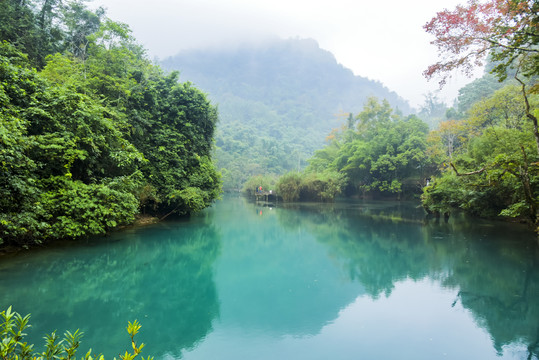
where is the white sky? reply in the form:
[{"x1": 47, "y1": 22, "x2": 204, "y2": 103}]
[{"x1": 89, "y1": 0, "x2": 483, "y2": 109}]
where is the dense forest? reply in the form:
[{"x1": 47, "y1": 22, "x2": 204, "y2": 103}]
[
  {"x1": 0, "y1": 0, "x2": 221, "y2": 247},
  {"x1": 270, "y1": 74, "x2": 537, "y2": 220},
  {"x1": 421, "y1": 0, "x2": 538, "y2": 230},
  {"x1": 278, "y1": 98, "x2": 433, "y2": 201},
  {"x1": 162, "y1": 20, "x2": 538, "y2": 233},
  {"x1": 268, "y1": 77, "x2": 538, "y2": 229},
  {"x1": 161, "y1": 39, "x2": 411, "y2": 191}
]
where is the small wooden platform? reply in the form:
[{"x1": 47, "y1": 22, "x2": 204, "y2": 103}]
[{"x1": 254, "y1": 191, "x2": 277, "y2": 202}]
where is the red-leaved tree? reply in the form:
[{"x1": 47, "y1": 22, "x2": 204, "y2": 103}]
[
  {"x1": 424, "y1": 0, "x2": 539, "y2": 154},
  {"x1": 424, "y1": 0, "x2": 538, "y2": 85}
]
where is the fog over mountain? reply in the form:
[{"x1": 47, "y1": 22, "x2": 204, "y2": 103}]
[{"x1": 161, "y1": 38, "x2": 412, "y2": 190}]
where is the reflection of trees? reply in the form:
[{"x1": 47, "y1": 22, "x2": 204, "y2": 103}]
[
  {"x1": 214, "y1": 198, "x2": 361, "y2": 337},
  {"x1": 277, "y1": 202, "x2": 444, "y2": 298},
  {"x1": 447, "y1": 242, "x2": 539, "y2": 360},
  {"x1": 422, "y1": 213, "x2": 539, "y2": 359},
  {"x1": 0, "y1": 218, "x2": 221, "y2": 359},
  {"x1": 277, "y1": 201, "x2": 539, "y2": 359},
  {"x1": 1, "y1": 197, "x2": 538, "y2": 359}
]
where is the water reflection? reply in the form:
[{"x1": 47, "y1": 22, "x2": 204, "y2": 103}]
[
  {"x1": 275, "y1": 200, "x2": 539, "y2": 359},
  {"x1": 0, "y1": 197, "x2": 538, "y2": 360},
  {"x1": 208, "y1": 197, "x2": 363, "y2": 337},
  {"x1": 0, "y1": 214, "x2": 221, "y2": 359}
]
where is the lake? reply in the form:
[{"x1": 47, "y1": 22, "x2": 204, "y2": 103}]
[{"x1": 1, "y1": 196, "x2": 538, "y2": 360}]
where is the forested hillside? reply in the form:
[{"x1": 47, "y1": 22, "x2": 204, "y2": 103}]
[
  {"x1": 0, "y1": 0, "x2": 221, "y2": 247},
  {"x1": 161, "y1": 38, "x2": 411, "y2": 190}
]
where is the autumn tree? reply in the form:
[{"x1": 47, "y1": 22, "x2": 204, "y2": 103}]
[
  {"x1": 424, "y1": 0, "x2": 538, "y2": 84},
  {"x1": 424, "y1": 0, "x2": 539, "y2": 154}
]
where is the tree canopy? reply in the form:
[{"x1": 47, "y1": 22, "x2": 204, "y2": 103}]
[
  {"x1": 422, "y1": 84, "x2": 538, "y2": 224},
  {"x1": 424, "y1": 0, "x2": 539, "y2": 85},
  {"x1": 274, "y1": 98, "x2": 432, "y2": 202}
]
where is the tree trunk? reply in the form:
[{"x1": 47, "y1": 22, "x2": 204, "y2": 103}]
[{"x1": 515, "y1": 75, "x2": 539, "y2": 158}]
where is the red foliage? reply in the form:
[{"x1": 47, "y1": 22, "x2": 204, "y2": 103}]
[{"x1": 424, "y1": 0, "x2": 538, "y2": 86}]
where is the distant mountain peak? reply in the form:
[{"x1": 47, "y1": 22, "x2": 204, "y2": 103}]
[{"x1": 162, "y1": 37, "x2": 409, "y2": 114}]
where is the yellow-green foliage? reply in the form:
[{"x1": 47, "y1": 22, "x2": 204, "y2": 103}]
[
  {"x1": 276, "y1": 170, "x2": 346, "y2": 202},
  {"x1": 304, "y1": 98, "x2": 432, "y2": 198},
  {"x1": 276, "y1": 172, "x2": 302, "y2": 202},
  {"x1": 422, "y1": 84, "x2": 539, "y2": 225},
  {"x1": 0, "y1": 307, "x2": 153, "y2": 360}
]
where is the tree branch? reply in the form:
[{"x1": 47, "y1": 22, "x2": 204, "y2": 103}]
[
  {"x1": 450, "y1": 162, "x2": 486, "y2": 176},
  {"x1": 484, "y1": 37, "x2": 539, "y2": 53}
]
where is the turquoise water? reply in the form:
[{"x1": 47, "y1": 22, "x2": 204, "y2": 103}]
[{"x1": 1, "y1": 196, "x2": 538, "y2": 359}]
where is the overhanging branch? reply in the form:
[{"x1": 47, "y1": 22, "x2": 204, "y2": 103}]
[{"x1": 450, "y1": 162, "x2": 486, "y2": 176}]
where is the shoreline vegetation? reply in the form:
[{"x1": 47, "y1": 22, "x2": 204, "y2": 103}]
[
  {"x1": 243, "y1": 89, "x2": 538, "y2": 233},
  {"x1": 240, "y1": 0, "x2": 539, "y2": 233},
  {"x1": 0, "y1": 1, "x2": 221, "y2": 249},
  {"x1": 0, "y1": 213, "x2": 160, "y2": 256}
]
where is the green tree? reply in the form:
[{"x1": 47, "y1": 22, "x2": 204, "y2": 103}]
[
  {"x1": 0, "y1": 42, "x2": 143, "y2": 245},
  {"x1": 422, "y1": 84, "x2": 538, "y2": 227},
  {"x1": 276, "y1": 172, "x2": 303, "y2": 202},
  {"x1": 125, "y1": 71, "x2": 221, "y2": 216},
  {"x1": 309, "y1": 98, "x2": 431, "y2": 198},
  {"x1": 273, "y1": 98, "x2": 430, "y2": 201},
  {"x1": 417, "y1": 91, "x2": 448, "y2": 129},
  {"x1": 456, "y1": 72, "x2": 508, "y2": 114}
]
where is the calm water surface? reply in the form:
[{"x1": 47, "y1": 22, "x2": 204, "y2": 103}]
[{"x1": 1, "y1": 196, "x2": 538, "y2": 360}]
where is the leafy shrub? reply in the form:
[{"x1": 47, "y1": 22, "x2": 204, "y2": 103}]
[
  {"x1": 0, "y1": 306, "x2": 152, "y2": 360},
  {"x1": 276, "y1": 172, "x2": 302, "y2": 202},
  {"x1": 275, "y1": 170, "x2": 345, "y2": 202}
]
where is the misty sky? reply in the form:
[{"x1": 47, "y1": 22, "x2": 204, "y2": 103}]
[{"x1": 89, "y1": 0, "x2": 482, "y2": 109}]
